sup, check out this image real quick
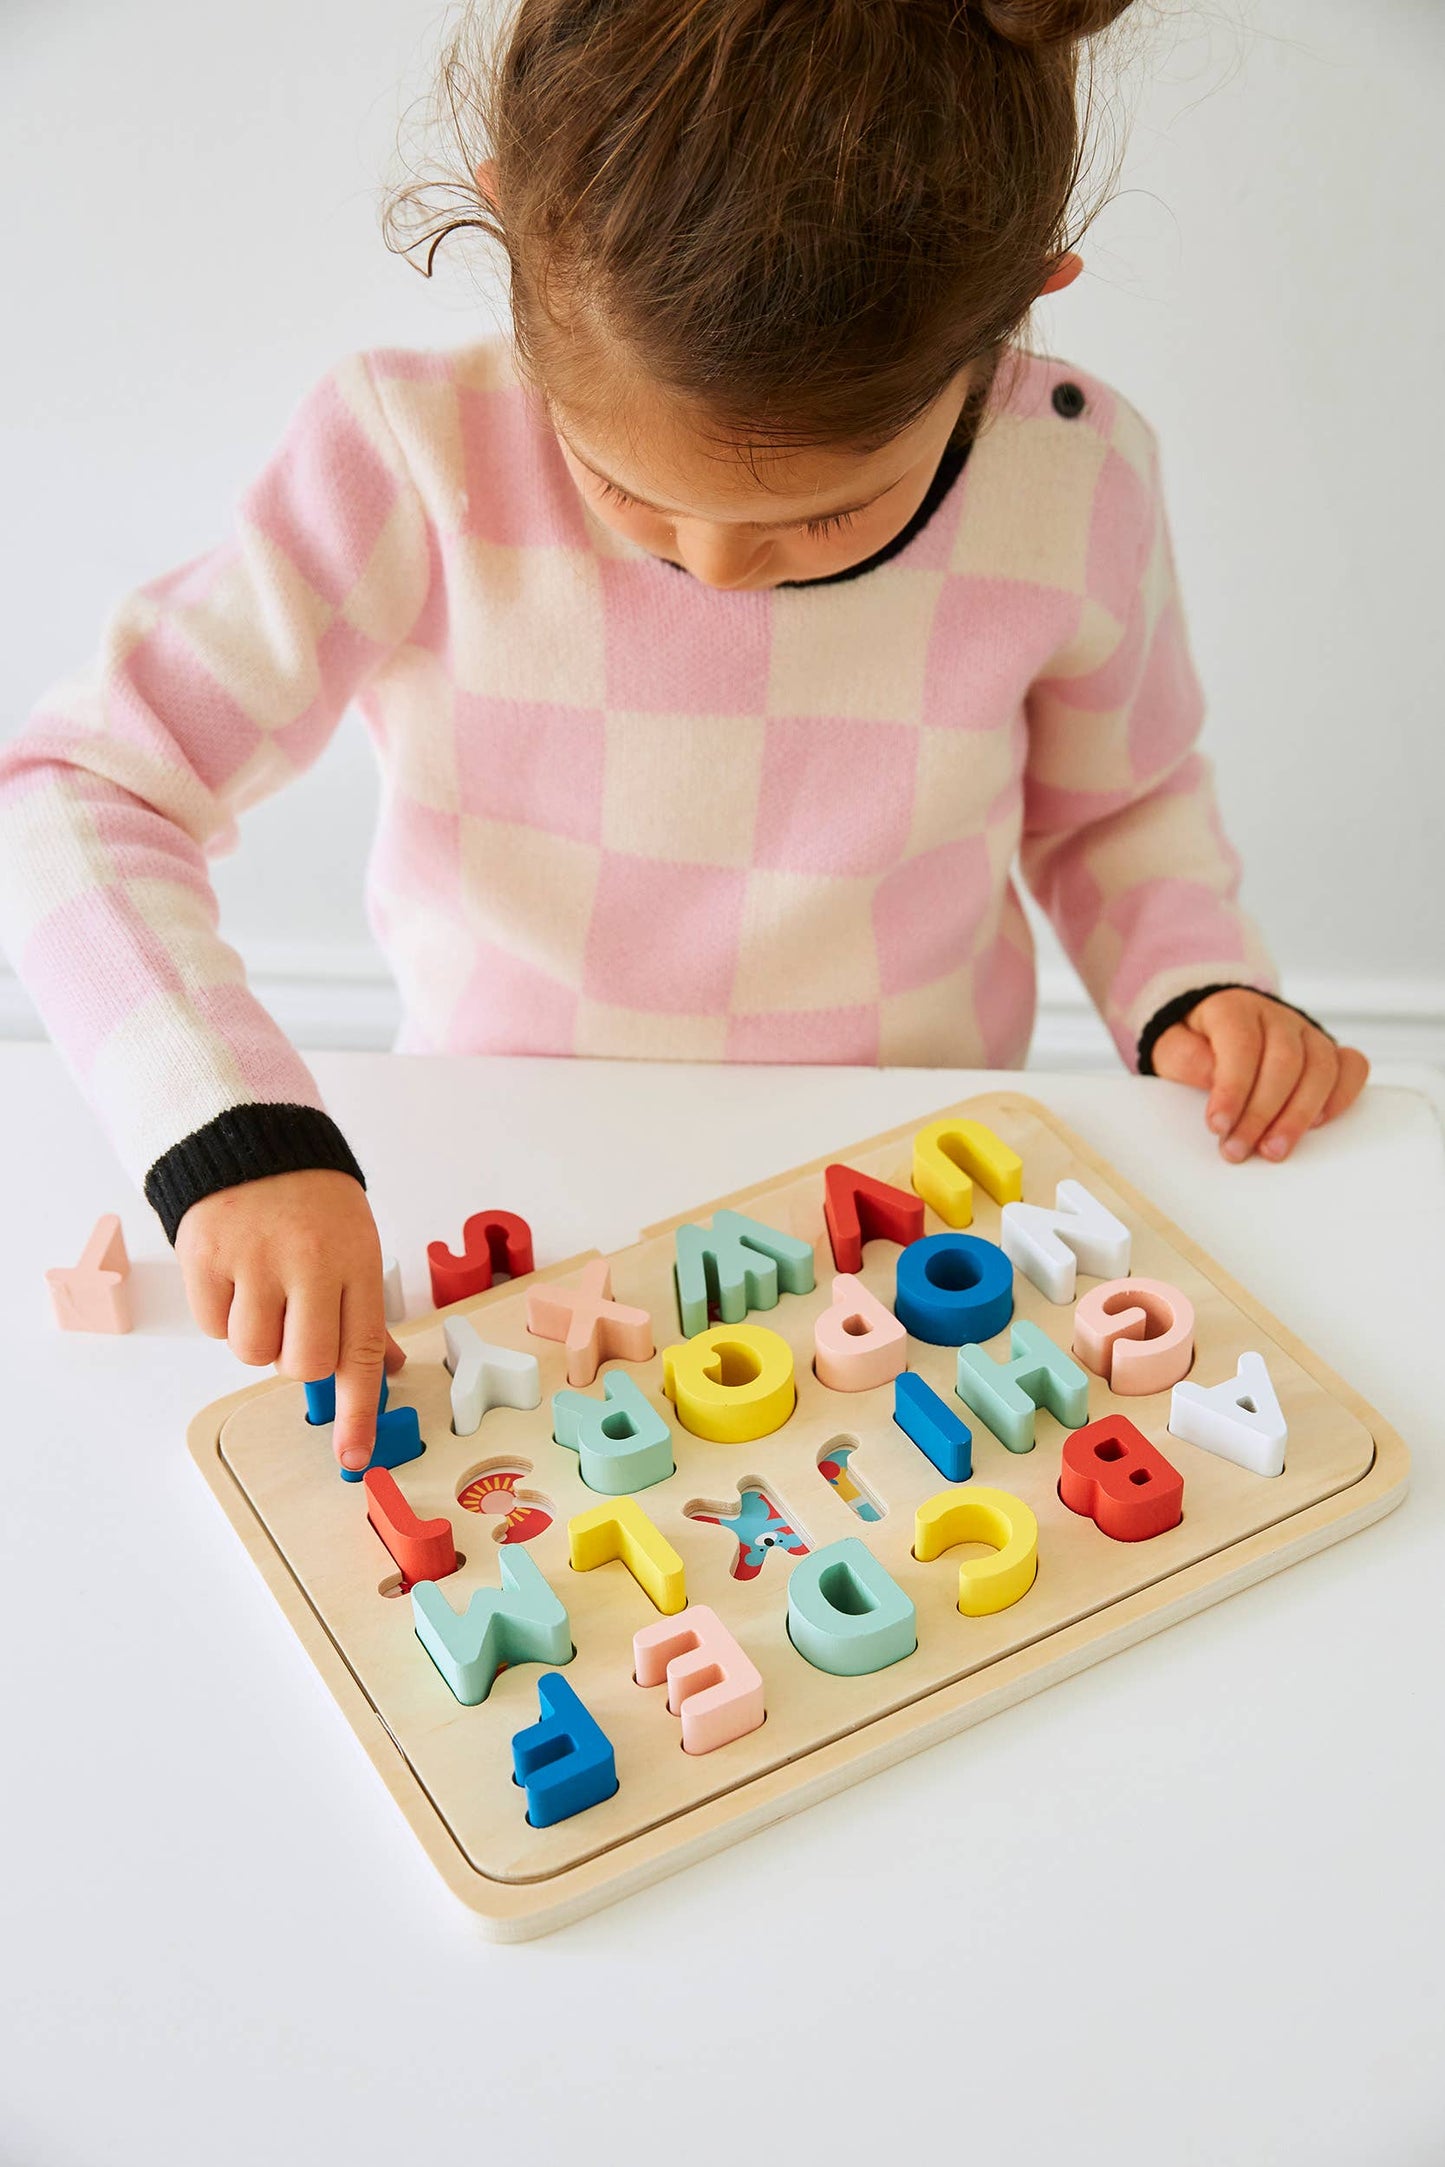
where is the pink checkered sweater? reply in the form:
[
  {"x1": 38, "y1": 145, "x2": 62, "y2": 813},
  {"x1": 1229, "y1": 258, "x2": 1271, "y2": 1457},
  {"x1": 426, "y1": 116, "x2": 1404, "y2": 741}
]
[{"x1": 0, "y1": 336, "x2": 1279, "y2": 1238}]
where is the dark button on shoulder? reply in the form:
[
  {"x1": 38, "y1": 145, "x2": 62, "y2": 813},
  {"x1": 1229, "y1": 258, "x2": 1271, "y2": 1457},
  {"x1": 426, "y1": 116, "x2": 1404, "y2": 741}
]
[{"x1": 1051, "y1": 381, "x2": 1086, "y2": 419}]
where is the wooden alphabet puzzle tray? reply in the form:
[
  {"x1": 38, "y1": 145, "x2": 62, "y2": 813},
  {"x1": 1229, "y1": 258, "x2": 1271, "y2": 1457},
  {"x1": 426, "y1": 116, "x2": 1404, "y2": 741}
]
[{"x1": 189, "y1": 1092, "x2": 1409, "y2": 1938}]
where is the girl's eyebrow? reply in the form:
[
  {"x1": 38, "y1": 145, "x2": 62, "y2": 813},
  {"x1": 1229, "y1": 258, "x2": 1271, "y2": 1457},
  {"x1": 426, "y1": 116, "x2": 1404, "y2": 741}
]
[{"x1": 555, "y1": 426, "x2": 892, "y2": 528}]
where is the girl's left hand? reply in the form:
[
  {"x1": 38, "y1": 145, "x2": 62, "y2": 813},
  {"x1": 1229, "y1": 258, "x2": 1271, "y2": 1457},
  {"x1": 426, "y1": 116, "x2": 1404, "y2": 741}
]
[{"x1": 1149, "y1": 988, "x2": 1369, "y2": 1163}]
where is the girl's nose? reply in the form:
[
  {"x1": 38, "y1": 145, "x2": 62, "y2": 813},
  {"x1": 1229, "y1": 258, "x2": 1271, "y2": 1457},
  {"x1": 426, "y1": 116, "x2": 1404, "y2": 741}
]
[{"x1": 674, "y1": 522, "x2": 771, "y2": 589}]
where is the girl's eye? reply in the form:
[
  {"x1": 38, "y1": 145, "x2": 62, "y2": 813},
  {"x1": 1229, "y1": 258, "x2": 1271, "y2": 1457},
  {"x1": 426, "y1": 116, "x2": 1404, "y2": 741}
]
[
  {"x1": 803, "y1": 510, "x2": 857, "y2": 540},
  {"x1": 597, "y1": 468, "x2": 857, "y2": 541}
]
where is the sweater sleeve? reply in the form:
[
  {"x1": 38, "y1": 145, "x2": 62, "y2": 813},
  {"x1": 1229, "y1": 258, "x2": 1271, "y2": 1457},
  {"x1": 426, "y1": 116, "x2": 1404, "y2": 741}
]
[
  {"x1": 1018, "y1": 402, "x2": 1278, "y2": 1070},
  {"x1": 0, "y1": 351, "x2": 431, "y2": 1235}
]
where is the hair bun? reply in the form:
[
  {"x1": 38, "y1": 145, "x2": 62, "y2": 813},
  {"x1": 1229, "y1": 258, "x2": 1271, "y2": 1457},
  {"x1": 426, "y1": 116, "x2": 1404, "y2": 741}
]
[{"x1": 976, "y1": 0, "x2": 1135, "y2": 47}]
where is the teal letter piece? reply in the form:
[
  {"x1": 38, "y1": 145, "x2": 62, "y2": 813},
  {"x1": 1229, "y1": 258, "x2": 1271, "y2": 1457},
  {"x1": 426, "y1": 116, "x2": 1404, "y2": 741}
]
[
  {"x1": 673, "y1": 1210, "x2": 816, "y2": 1337},
  {"x1": 412, "y1": 1549, "x2": 572, "y2": 1707},
  {"x1": 955, "y1": 1319, "x2": 1090, "y2": 1453},
  {"x1": 552, "y1": 1371, "x2": 675, "y2": 1494},
  {"x1": 787, "y1": 1537, "x2": 917, "y2": 1678},
  {"x1": 512, "y1": 1673, "x2": 619, "y2": 1829}
]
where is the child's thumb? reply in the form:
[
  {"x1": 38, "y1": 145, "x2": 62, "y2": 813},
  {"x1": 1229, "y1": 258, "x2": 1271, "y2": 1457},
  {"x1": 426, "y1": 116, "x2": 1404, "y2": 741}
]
[{"x1": 1148, "y1": 1020, "x2": 1215, "y2": 1092}]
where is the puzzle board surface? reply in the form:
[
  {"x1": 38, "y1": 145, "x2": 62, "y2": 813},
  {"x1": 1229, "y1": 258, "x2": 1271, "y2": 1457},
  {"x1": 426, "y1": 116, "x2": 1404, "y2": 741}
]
[{"x1": 190, "y1": 1092, "x2": 1408, "y2": 1937}]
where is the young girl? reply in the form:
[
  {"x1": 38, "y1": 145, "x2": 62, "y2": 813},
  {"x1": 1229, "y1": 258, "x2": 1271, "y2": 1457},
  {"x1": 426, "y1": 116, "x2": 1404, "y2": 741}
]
[{"x1": 0, "y1": 0, "x2": 1367, "y2": 1469}]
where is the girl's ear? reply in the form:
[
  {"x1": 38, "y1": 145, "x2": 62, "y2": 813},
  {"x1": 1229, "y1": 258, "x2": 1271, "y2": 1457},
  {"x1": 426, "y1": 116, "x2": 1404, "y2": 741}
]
[
  {"x1": 1039, "y1": 251, "x2": 1084, "y2": 295},
  {"x1": 475, "y1": 158, "x2": 499, "y2": 209}
]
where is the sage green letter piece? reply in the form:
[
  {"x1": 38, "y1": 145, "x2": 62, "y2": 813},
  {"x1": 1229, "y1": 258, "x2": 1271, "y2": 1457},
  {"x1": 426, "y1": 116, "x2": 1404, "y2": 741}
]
[
  {"x1": 673, "y1": 1209, "x2": 816, "y2": 1336},
  {"x1": 552, "y1": 1370, "x2": 675, "y2": 1494},
  {"x1": 787, "y1": 1536, "x2": 917, "y2": 1678},
  {"x1": 956, "y1": 1318, "x2": 1090, "y2": 1453},
  {"x1": 412, "y1": 1549, "x2": 572, "y2": 1706}
]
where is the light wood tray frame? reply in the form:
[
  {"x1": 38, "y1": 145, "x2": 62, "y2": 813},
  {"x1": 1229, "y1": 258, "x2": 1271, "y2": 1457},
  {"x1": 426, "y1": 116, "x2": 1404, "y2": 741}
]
[{"x1": 188, "y1": 1092, "x2": 1409, "y2": 1939}]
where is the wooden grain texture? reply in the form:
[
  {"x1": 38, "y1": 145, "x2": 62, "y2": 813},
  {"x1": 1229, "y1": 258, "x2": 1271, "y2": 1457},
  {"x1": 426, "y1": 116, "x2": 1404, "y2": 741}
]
[{"x1": 188, "y1": 1091, "x2": 1409, "y2": 1939}]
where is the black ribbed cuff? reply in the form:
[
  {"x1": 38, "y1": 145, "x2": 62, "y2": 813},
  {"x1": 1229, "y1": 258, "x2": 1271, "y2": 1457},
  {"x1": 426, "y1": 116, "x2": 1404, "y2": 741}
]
[
  {"x1": 143, "y1": 1103, "x2": 366, "y2": 1244},
  {"x1": 1137, "y1": 983, "x2": 1333, "y2": 1077}
]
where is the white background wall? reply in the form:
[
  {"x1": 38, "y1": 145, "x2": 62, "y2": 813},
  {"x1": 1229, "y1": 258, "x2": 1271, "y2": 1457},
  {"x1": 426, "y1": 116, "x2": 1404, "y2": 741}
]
[{"x1": 3, "y1": 0, "x2": 1441, "y2": 1062}]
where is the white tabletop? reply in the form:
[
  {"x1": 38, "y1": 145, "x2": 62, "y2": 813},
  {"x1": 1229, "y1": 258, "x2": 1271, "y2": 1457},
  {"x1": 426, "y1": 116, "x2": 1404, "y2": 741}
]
[{"x1": 2, "y1": 1045, "x2": 1442, "y2": 2167}]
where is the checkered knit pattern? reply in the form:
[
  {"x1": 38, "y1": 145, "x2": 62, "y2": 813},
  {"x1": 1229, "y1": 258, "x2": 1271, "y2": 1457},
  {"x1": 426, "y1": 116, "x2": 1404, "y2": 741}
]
[{"x1": 0, "y1": 336, "x2": 1276, "y2": 1202}]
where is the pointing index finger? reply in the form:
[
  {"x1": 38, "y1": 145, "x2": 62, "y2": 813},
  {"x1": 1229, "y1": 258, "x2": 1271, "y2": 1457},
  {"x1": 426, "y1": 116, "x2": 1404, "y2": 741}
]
[{"x1": 333, "y1": 1279, "x2": 389, "y2": 1473}]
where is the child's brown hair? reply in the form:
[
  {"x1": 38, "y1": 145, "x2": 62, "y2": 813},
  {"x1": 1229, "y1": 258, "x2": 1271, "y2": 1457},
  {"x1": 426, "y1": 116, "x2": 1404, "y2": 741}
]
[{"x1": 383, "y1": 0, "x2": 1139, "y2": 464}]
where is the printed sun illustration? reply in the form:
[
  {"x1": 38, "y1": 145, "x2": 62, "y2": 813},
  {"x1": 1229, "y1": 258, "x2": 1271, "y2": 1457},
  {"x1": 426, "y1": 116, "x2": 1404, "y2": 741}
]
[{"x1": 455, "y1": 1466, "x2": 552, "y2": 1544}]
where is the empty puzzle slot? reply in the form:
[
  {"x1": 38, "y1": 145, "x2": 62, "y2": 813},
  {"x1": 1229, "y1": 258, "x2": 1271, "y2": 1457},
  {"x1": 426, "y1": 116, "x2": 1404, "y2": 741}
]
[
  {"x1": 378, "y1": 1556, "x2": 466, "y2": 1599},
  {"x1": 684, "y1": 1480, "x2": 811, "y2": 1581},
  {"x1": 455, "y1": 1459, "x2": 554, "y2": 1545},
  {"x1": 817, "y1": 1437, "x2": 885, "y2": 1523}
]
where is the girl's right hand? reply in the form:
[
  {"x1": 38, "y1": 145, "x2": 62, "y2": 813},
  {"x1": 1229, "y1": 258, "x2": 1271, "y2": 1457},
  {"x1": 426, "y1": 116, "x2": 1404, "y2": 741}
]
[{"x1": 175, "y1": 1168, "x2": 405, "y2": 1471}]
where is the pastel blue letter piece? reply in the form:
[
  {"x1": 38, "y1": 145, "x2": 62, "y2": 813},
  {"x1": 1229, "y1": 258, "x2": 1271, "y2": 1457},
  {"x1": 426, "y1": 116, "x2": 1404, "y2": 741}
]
[
  {"x1": 673, "y1": 1209, "x2": 816, "y2": 1336},
  {"x1": 551, "y1": 1371, "x2": 675, "y2": 1494},
  {"x1": 955, "y1": 1319, "x2": 1091, "y2": 1453},
  {"x1": 893, "y1": 1370, "x2": 973, "y2": 1482},
  {"x1": 304, "y1": 1371, "x2": 389, "y2": 1427},
  {"x1": 512, "y1": 1672, "x2": 619, "y2": 1829},
  {"x1": 412, "y1": 1549, "x2": 572, "y2": 1707},
  {"x1": 894, "y1": 1232, "x2": 1014, "y2": 1347},
  {"x1": 787, "y1": 1537, "x2": 917, "y2": 1678}
]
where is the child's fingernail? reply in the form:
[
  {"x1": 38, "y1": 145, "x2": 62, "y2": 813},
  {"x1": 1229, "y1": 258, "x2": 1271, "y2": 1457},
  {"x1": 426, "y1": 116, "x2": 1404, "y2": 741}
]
[
  {"x1": 339, "y1": 1446, "x2": 369, "y2": 1471},
  {"x1": 1260, "y1": 1136, "x2": 1288, "y2": 1159},
  {"x1": 1209, "y1": 1112, "x2": 1230, "y2": 1135},
  {"x1": 1222, "y1": 1137, "x2": 1248, "y2": 1162}
]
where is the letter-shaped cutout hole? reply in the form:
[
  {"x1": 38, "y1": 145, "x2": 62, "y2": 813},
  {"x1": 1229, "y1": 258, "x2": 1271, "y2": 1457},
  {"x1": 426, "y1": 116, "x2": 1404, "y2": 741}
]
[
  {"x1": 684, "y1": 1483, "x2": 810, "y2": 1581},
  {"x1": 817, "y1": 1438, "x2": 886, "y2": 1523},
  {"x1": 1095, "y1": 1439, "x2": 1125, "y2": 1463}
]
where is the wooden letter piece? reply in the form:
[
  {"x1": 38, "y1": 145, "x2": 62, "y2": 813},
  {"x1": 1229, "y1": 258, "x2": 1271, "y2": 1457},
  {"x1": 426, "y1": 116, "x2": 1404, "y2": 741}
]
[
  {"x1": 412, "y1": 1550, "x2": 571, "y2": 1707},
  {"x1": 787, "y1": 1538, "x2": 917, "y2": 1678},
  {"x1": 364, "y1": 1467, "x2": 458, "y2": 1583},
  {"x1": 1073, "y1": 1277, "x2": 1195, "y2": 1396},
  {"x1": 823, "y1": 1163, "x2": 925, "y2": 1273},
  {"x1": 999, "y1": 1179, "x2": 1131, "y2": 1304},
  {"x1": 813, "y1": 1273, "x2": 907, "y2": 1392},
  {"x1": 552, "y1": 1371, "x2": 674, "y2": 1494},
  {"x1": 45, "y1": 1213, "x2": 131, "y2": 1334},
  {"x1": 661, "y1": 1322, "x2": 796, "y2": 1443},
  {"x1": 512, "y1": 1674, "x2": 619, "y2": 1829},
  {"x1": 567, "y1": 1497, "x2": 686, "y2": 1615},
  {"x1": 428, "y1": 1210, "x2": 534, "y2": 1309},
  {"x1": 445, "y1": 1317, "x2": 542, "y2": 1436},
  {"x1": 525, "y1": 1258, "x2": 654, "y2": 1388},
  {"x1": 955, "y1": 1319, "x2": 1091, "y2": 1454},
  {"x1": 1169, "y1": 1351, "x2": 1287, "y2": 1478},
  {"x1": 914, "y1": 1487, "x2": 1038, "y2": 1617},
  {"x1": 1059, "y1": 1415, "x2": 1184, "y2": 1541},
  {"x1": 911, "y1": 1119, "x2": 1023, "y2": 1229},
  {"x1": 633, "y1": 1605, "x2": 765, "y2": 1754},
  {"x1": 894, "y1": 1371, "x2": 973, "y2": 1483},
  {"x1": 893, "y1": 1232, "x2": 1014, "y2": 1347},
  {"x1": 673, "y1": 1210, "x2": 815, "y2": 1338}
]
